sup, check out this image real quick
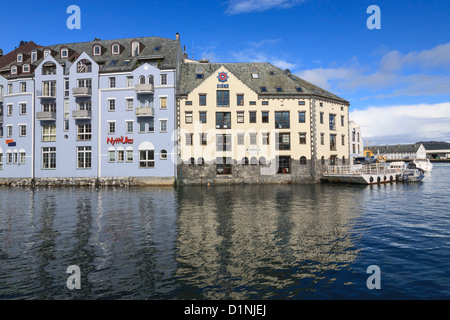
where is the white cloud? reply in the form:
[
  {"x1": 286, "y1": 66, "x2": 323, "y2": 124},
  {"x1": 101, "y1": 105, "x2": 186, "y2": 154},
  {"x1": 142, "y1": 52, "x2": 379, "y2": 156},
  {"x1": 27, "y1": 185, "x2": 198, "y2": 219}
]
[
  {"x1": 350, "y1": 102, "x2": 450, "y2": 144},
  {"x1": 225, "y1": 0, "x2": 307, "y2": 14}
]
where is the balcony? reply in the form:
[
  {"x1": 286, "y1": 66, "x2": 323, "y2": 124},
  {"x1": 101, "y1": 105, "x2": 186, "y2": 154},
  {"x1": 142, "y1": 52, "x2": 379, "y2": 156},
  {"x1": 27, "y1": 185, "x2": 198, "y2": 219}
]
[
  {"x1": 37, "y1": 90, "x2": 56, "y2": 99},
  {"x1": 72, "y1": 87, "x2": 92, "y2": 97},
  {"x1": 36, "y1": 111, "x2": 56, "y2": 121},
  {"x1": 135, "y1": 84, "x2": 154, "y2": 94},
  {"x1": 72, "y1": 109, "x2": 92, "y2": 120},
  {"x1": 135, "y1": 107, "x2": 154, "y2": 117}
]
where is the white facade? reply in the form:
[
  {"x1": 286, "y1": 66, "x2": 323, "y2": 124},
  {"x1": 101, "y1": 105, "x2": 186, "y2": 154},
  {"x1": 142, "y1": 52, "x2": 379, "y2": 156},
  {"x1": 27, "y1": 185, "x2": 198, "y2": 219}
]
[{"x1": 349, "y1": 121, "x2": 364, "y2": 162}]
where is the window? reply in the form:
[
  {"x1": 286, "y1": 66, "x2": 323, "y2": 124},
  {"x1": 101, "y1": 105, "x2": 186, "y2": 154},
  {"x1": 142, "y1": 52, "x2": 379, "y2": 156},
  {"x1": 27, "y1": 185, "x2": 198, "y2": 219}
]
[
  {"x1": 329, "y1": 114, "x2": 336, "y2": 131},
  {"x1": 77, "y1": 101, "x2": 92, "y2": 111},
  {"x1": 277, "y1": 156, "x2": 290, "y2": 174},
  {"x1": 320, "y1": 112, "x2": 324, "y2": 124},
  {"x1": 112, "y1": 44, "x2": 120, "y2": 54},
  {"x1": 42, "y1": 125, "x2": 56, "y2": 141},
  {"x1": 237, "y1": 111, "x2": 244, "y2": 123},
  {"x1": 138, "y1": 119, "x2": 154, "y2": 133},
  {"x1": 7, "y1": 125, "x2": 12, "y2": 138},
  {"x1": 217, "y1": 90, "x2": 229, "y2": 107},
  {"x1": 44, "y1": 49, "x2": 51, "y2": 57},
  {"x1": 296, "y1": 88, "x2": 304, "y2": 93},
  {"x1": 42, "y1": 63, "x2": 57, "y2": 75},
  {"x1": 160, "y1": 150, "x2": 168, "y2": 160},
  {"x1": 0, "y1": 153, "x2": 2, "y2": 169},
  {"x1": 262, "y1": 101, "x2": 269, "y2": 106},
  {"x1": 108, "y1": 99, "x2": 116, "y2": 111},
  {"x1": 126, "y1": 121, "x2": 133, "y2": 133},
  {"x1": 42, "y1": 102, "x2": 56, "y2": 113},
  {"x1": 108, "y1": 149, "x2": 115, "y2": 162},
  {"x1": 77, "y1": 60, "x2": 92, "y2": 73},
  {"x1": 262, "y1": 132, "x2": 269, "y2": 145},
  {"x1": 250, "y1": 157, "x2": 257, "y2": 165},
  {"x1": 330, "y1": 134, "x2": 337, "y2": 151},
  {"x1": 260, "y1": 86, "x2": 267, "y2": 92},
  {"x1": 200, "y1": 133, "x2": 207, "y2": 146},
  {"x1": 237, "y1": 133, "x2": 244, "y2": 145},
  {"x1": 241, "y1": 157, "x2": 249, "y2": 165},
  {"x1": 158, "y1": 119, "x2": 167, "y2": 132},
  {"x1": 216, "y1": 157, "x2": 232, "y2": 175},
  {"x1": 298, "y1": 100, "x2": 305, "y2": 105},
  {"x1": 126, "y1": 98, "x2": 134, "y2": 111},
  {"x1": 31, "y1": 50, "x2": 37, "y2": 63},
  {"x1": 185, "y1": 111, "x2": 193, "y2": 124},
  {"x1": 237, "y1": 94, "x2": 244, "y2": 106},
  {"x1": 11, "y1": 66, "x2": 17, "y2": 75},
  {"x1": 77, "y1": 123, "x2": 92, "y2": 141},
  {"x1": 109, "y1": 77, "x2": 116, "y2": 88},
  {"x1": 198, "y1": 157, "x2": 205, "y2": 165},
  {"x1": 132, "y1": 41, "x2": 140, "y2": 57},
  {"x1": 8, "y1": 84, "x2": 12, "y2": 94},
  {"x1": 108, "y1": 121, "x2": 116, "y2": 134},
  {"x1": 126, "y1": 148, "x2": 133, "y2": 162},
  {"x1": 298, "y1": 111, "x2": 306, "y2": 123},
  {"x1": 160, "y1": 74, "x2": 167, "y2": 85},
  {"x1": 250, "y1": 133, "x2": 257, "y2": 145},
  {"x1": 42, "y1": 81, "x2": 56, "y2": 97},
  {"x1": 7, "y1": 104, "x2": 12, "y2": 116},
  {"x1": 20, "y1": 103, "x2": 26, "y2": 115},
  {"x1": 276, "y1": 133, "x2": 290, "y2": 150},
  {"x1": 77, "y1": 146, "x2": 92, "y2": 169},
  {"x1": 216, "y1": 112, "x2": 231, "y2": 129},
  {"x1": 139, "y1": 150, "x2": 154, "y2": 168},
  {"x1": 61, "y1": 48, "x2": 69, "y2": 58},
  {"x1": 249, "y1": 101, "x2": 256, "y2": 105},
  {"x1": 216, "y1": 134, "x2": 232, "y2": 151},
  {"x1": 185, "y1": 133, "x2": 193, "y2": 146},
  {"x1": 262, "y1": 111, "x2": 269, "y2": 123},
  {"x1": 275, "y1": 111, "x2": 290, "y2": 129},
  {"x1": 300, "y1": 156, "x2": 307, "y2": 165},
  {"x1": 249, "y1": 111, "x2": 256, "y2": 123},
  {"x1": 199, "y1": 111, "x2": 207, "y2": 124},
  {"x1": 22, "y1": 64, "x2": 30, "y2": 73},
  {"x1": 320, "y1": 133, "x2": 325, "y2": 145},
  {"x1": 93, "y1": 45, "x2": 101, "y2": 56},
  {"x1": 77, "y1": 78, "x2": 92, "y2": 89},
  {"x1": 185, "y1": 101, "x2": 192, "y2": 106},
  {"x1": 160, "y1": 97, "x2": 167, "y2": 109},
  {"x1": 276, "y1": 87, "x2": 282, "y2": 92},
  {"x1": 299, "y1": 132, "x2": 307, "y2": 145},
  {"x1": 117, "y1": 149, "x2": 124, "y2": 162},
  {"x1": 199, "y1": 94, "x2": 206, "y2": 106},
  {"x1": 17, "y1": 54, "x2": 23, "y2": 63},
  {"x1": 42, "y1": 147, "x2": 56, "y2": 169},
  {"x1": 19, "y1": 125, "x2": 26, "y2": 137},
  {"x1": 341, "y1": 134, "x2": 346, "y2": 146},
  {"x1": 64, "y1": 120, "x2": 69, "y2": 131},
  {"x1": 127, "y1": 76, "x2": 134, "y2": 88},
  {"x1": 7, "y1": 151, "x2": 12, "y2": 164}
]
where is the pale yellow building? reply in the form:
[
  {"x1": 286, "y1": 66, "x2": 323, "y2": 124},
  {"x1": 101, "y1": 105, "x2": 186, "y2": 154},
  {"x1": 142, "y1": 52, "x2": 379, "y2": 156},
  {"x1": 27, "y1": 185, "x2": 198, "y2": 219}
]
[{"x1": 177, "y1": 62, "x2": 349, "y2": 184}]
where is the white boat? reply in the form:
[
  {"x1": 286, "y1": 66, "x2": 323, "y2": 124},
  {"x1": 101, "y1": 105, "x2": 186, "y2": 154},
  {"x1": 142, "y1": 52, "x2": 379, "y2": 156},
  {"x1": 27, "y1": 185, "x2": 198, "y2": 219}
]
[
  {"x1": 413, "y1": 158, "x2": 433, "y2": 172},
  {"x1": 322, "y1": 164, "x2": 400, "y2": 185},
  {"x1": 389, "y1": 161, "x2": 407, "y2": 171},
  {"x1": 398, "y1": 164, "x2": 425, "y2": 182}
]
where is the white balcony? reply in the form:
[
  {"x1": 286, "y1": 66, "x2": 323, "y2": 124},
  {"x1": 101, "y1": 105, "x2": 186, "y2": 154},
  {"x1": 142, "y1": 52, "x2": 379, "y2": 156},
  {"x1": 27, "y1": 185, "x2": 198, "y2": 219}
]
[
  {"x1": 36, "y1": 111, "x2": 56, "y2": 121},
  {"x1": 72, "y1": 110, "x2": 92, "y2": 120},
  {"x1": 37, "y1": 90, "x2": 56, "y2": 99},
  {"x1": 72, "y1": 87, "x2": 92, "y2": 97},
  {"x1": 135, "y1": 107, "x2": 155, "y2": 117},
  {"x1": 135, "y1": 84, "x2": 154, "y2": 94}
]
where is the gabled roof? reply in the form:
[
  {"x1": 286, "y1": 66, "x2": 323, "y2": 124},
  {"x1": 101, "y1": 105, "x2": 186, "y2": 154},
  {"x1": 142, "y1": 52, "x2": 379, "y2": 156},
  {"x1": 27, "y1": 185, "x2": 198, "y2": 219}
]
[
  {"x1": 0, "y1": 41, "x2": 42, "y2": 68},
  {"x1": 369, "y1": 144, "x2": 423, "y2": 154},
  {"x1": 177, "y1": 62, "x2": 349, "y2": 104}
]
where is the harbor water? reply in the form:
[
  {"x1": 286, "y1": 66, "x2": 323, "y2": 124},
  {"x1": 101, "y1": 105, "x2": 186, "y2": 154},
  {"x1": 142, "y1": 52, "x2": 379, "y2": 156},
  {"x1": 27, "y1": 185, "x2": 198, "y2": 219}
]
[{"x1": 0, "y1": 164, "x2": 449, "y2": 299}]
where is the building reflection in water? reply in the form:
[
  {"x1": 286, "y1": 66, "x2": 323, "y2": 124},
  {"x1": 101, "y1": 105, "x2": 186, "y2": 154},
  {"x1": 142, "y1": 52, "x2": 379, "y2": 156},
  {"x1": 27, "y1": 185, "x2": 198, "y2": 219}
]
[{"x1": 175, "y1": 184, "x2": 363, "y2": 299}]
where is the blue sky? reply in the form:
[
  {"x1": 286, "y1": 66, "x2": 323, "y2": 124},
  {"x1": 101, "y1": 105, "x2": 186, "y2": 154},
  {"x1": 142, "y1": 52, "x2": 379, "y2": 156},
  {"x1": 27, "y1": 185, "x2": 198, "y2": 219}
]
[{"x1": 2, "y1": 0, "x2": 450, "y2": 144}]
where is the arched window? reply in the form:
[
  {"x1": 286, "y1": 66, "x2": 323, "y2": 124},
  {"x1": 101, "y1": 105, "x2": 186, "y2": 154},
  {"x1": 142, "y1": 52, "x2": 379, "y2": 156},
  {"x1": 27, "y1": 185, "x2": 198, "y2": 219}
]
[
  {"x1": 259, "y1": 157, "x2": 266, "y2": 165},
  {"x1": 132, "y1": 41, "x2": 140, "y2": 57},
  {"x1": 321, "y1": 156, "x2": 325, "y2": 165},
  {"x1": 300, "y1": 156, "x2": 307, "y2": 165},
  {"x1": 250, "y1": 156, "x2": 257, "y2": 165},
  {"x1": 138, "y1": 142, "x2": 155, "y2": 168},
  {"x1": 44, "y1": 49, "x2": 51, "y2": 58},
  {"x1": 160, "y1": 149, "x2": 167, "y2": 160},
  {"x1": 189, "y1": 157, "x2": 195, "y2": 165},
  {"x1": 0, "y1": 85, "x2": 3, "y2": 95},
  {"x1": 197, "y1": 157, "x2": 204, "y2": 166},
  {"x1": 22, "y1": 64, "x2": 30, "y2": 73},
  {"x1": 11, "y1": 65, "x2": 17, "y2": 75},
  {"x1": 242, "y1": 157, "x2": 249, "y2": 165},
  {"x1": 111, "y1": 44, "x2": 120, "y2": 55},
  {"x1": 139, "y1": 76, "x2": 145, "y2": 84},
  {"x1": 93, "y1": 45, "x2": 101, "y2": 56},
  {"x1": 148, "y1": 75, "x2": 154, "y2": 85}
]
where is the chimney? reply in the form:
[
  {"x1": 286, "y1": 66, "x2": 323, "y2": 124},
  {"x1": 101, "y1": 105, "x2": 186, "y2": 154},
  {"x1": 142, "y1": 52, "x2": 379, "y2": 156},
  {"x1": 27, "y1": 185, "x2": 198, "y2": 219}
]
[
  {"x1": 0, "y1": 49, "x2": 3, "y2": 57},
  {"x1": 175, "y1": 33, "x2": 180, "y2": 41}
]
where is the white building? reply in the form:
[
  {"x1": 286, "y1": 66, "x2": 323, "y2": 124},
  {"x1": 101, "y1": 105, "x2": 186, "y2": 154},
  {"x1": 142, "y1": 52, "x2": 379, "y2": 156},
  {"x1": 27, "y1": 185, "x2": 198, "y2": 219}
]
[{"x1": 349, "y1": 121, "x2": 364, "y2": 162}]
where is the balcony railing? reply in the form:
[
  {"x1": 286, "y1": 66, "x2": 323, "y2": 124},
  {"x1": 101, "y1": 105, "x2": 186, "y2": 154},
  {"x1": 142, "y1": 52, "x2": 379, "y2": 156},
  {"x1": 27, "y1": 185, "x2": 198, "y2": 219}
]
[
  {"x1": 72, "y1": 87, "x2": 92, "y2": 97},
  {"x1": 36, "y1": 111, "x2": 56, "y2": 121},
  {"x1": 72, "y1": 109, "x2": 92, "y2": 120},
  {"x1": 135, "y1": 107, "x2": 154, "y2": 117},
  {"x1": 37, "y1": 90, "x2": 56, "y2": 99},
  {"x1": 135, "y1": 84, "x2": 154, "y2": 94}
]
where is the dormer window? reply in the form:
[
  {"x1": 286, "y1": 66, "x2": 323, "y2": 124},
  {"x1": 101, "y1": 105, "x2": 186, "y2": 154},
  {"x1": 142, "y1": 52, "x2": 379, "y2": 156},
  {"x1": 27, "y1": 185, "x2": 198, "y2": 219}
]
[
  {"x1": 31, "y1": 50, "x2": 37, "y2": 63},
  {"x1": 44, "y1": 49, "x2": 51, "y2": 58},
  {"x1": 251, "y1": 66, "x2": 259, "y2": 79},
  {"x1": 77, "y1": 59, "x2": 92, "y2": 73},
  {"x1": 111, "y1": 44, "x2": 120, "y2": 55},
  {"x1": 17, "y1": 54, "x2": 23, "y2": 63},
  {"x1": 93, "y1": 45, "x2": 101, "y2": 56},
  {"x1": 61, "y1": 48, "x2": 69, "y2": 58},
  {"x1": 195, "y1": 66, "x2": 204, "y2": 79},
  {"x1": 11, "y1": 65, "x2": 17, "y2": 75},
  {"x1": 131, "y1": 41, "x2": 140, "y2": 57},
  {"x1": 22, "y1": 64, "x2": 30, "y2": 73}
]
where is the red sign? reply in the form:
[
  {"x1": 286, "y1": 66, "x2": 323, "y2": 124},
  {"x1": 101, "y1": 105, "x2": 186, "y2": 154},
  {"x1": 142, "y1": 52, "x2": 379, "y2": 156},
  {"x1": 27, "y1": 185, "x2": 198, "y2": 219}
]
[{"x1": 107, "y1": 136, "x2": 134, "y2": 145}]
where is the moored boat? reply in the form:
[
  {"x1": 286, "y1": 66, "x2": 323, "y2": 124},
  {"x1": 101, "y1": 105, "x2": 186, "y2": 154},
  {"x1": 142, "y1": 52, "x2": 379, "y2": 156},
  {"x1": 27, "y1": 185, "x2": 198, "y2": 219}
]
[
  {"x1": 398, "y1": 163, "x2": 425, "y2": 182},
  {"x1": 413, "y1": 158, "x2": 433, "y2": 172}
]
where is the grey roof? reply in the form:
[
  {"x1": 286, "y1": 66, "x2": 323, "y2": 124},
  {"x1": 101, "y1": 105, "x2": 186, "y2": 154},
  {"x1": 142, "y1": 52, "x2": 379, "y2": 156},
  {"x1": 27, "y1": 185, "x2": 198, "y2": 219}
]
[
  {"x1": 177, "y1": 62, "x2": 349, "y2": 104},
  {"x1": 1, "y1": 36, "x2": 180, "y2": 79},
  {"x1": 369, "y1": 144, "x2": 423, "y2": 154},
  {"x1": 420, "y1": 142, "x2": 450, "y2": 151}
]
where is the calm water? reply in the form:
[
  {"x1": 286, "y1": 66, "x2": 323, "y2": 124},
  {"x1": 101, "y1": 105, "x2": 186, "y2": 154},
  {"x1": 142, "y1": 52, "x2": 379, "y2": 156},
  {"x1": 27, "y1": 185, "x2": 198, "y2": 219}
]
[{"x1": 0, "y1": 165, "x2": 449, "y2": 300}]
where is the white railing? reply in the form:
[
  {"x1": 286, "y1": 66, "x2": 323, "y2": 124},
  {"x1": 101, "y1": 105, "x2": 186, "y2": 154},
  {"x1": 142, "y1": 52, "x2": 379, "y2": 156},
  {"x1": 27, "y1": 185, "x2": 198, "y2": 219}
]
[{"x1": 326, "y1": 164, "x2": 402, "y2": 175}]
